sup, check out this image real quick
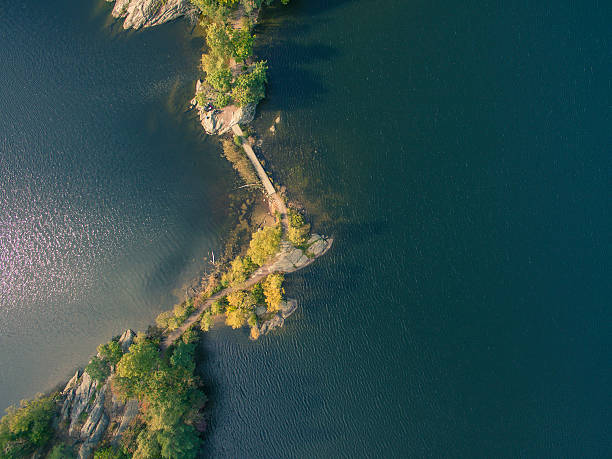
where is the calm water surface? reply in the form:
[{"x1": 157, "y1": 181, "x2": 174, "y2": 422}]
[
  {"x1": 201, "y1": 0, "x2": 611, "y2": 457},
  {"x1": 2, "y1": 0, "x2": 611, "y2": 457}
]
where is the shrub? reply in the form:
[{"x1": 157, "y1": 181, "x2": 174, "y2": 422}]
[{"x1": 86, "y1": 356, "x2": 110, "y2": 383}]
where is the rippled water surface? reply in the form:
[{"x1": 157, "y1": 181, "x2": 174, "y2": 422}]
[
  {"x1": 0, "y1": 0, "x2": 232, "y2": 406},
  {"x1": 2, "y1": 0, "x2": 611, "y2": 457}
]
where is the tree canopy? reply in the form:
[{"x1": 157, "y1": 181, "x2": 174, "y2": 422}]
[
  {"x1": 0, "y1": 394, "x2": 57, "y2": 457},
  {"x1": 247, "y1": 223, "x2": 281, "y2": 266}
]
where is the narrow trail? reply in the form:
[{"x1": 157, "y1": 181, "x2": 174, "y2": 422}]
[{"x1": 160, "y1": 126, "x2": 329, "y2": 350}]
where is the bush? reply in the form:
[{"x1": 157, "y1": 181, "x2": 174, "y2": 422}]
[{"x1": 233, "y1": 134, "x2": 243, "y2": 146}]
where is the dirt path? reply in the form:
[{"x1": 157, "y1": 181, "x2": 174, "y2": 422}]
[
  {"x1": 159, "y1": 236, "x2": 332, "y2": 350},
  {"x1": 160, "y1": 126, "x2": 325, "y2": 350}
]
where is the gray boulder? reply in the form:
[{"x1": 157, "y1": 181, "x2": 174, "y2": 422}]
[
  {"x1": 68, "y1": 372, "x2": 97, "y2": 436},
  {"x1": 80, "y1": 384, "x2": 106, "y2": 440},
  {"x1": 78, "y1": 413, "x2": 109, "y2": 459},
  {"x1": 279, "y1": 299, "x2": 298, "y2": 319},
  {"x1": 108, "y1": 0, "x2": 196, "y2": 30},
  {"x1": 118, "y1": 329, "x2": 135, "y2": 353}
]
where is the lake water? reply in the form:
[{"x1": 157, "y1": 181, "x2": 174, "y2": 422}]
[{"x1": 2, "y1": 0, "x2": 611, "y2": 457}]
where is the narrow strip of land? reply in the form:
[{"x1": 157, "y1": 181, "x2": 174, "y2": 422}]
[
  {"x1": 232, "y1": 124, "x2": 290, "y2": 232},
  {"x1": 160, "y1": 128, "x2": 331, "y2": 350}
]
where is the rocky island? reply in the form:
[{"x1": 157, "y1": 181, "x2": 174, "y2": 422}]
[{"x1": 0, "y1": 1, "x2": 332, "y2": 458}]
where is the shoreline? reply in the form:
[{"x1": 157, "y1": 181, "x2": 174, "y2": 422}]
[{"x1": 0, "y1": 2, "x2": 333, "y2": 458}]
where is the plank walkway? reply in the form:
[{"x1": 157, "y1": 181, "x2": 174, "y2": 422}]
[{"x1": 162, "y1": 127, "x2": 290, "y2": 350}]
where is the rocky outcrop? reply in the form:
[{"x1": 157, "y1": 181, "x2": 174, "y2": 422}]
[
  {"x1": 192, "y1": 80, "x2": 256, "y2": 135},
  {"x1": 78, "y1": 413, "x2": 109, "y2": 459},
  {"x1": 268, "y1": 234, "x2": 333, "y2": 273},
  {"x1": 306, "y1": 234, "x2": 330, "y2": 257},
  {"x1": 118, "y1": 329, "x2": 135, "y2": 352},
  {"x1": 56, "y1": 330, "x2": 140, "y2": 458},
  {"x1": 111, "y1": 399, "x2": 140, "y2": 445},
  {"x1": 68, "y1": 372, "x2": 97, "y2": 436},
  {"x1": 255, "y1": 299, "x2": 298, "y2": 337},
  {"x1": 80, "y1": 383, "x2": 106, "y2": 440},
  {"x1": 106, "y1": 0, "x2": 196, "y2": 30}
]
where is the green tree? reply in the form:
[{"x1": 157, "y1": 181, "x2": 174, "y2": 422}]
[
  {"x1": 200, "y1": 311, "x2": 214, "y2": 331},
  {"x1": 114, "y1": 335, "x2": 161, "y2": 399},
  {"x1": 230, "y1": 27, "x2": 254, "y2": 62},
  {"x1": 85, "y1": 356, "x2": 110, "y2": 383},
  {"x1": 231, "y1": 61, "x2": 268, "y2": 107},
  {"x1": 202, "y1": 55, "x2": 232, "y2": 92},
  {"x1": 170, "y1": 341, "x2": 196, "y2": 373},
  {"x1": 247, "y1": 223, "x2": 281, "y2": 266},
  {"x1": 0, "y1": 394, "x2": 57, "y2": 456},
  {"x1": 263, "y1": 273, "x2": 284, "y2": 312},
  {"x1": 190, "y1": 0, "x2": 231, "y2": 22},
  {"x1": 215, "y1": 91, "x2": 231, "y2": 107},
  {"x1": 206, "y1": 22, "x2": 233, "y2": 58},
  {"x1": 85, "y1": 339, "x2": 124, "y2": 383},
  {"x1": 251, "y1": 282, "x2": 265, "y2": 304},
  {"x1": 93, "y1": 446, "x2": 128, "y2": 459},
  {"x1": 211, "y1": 297, "x2": 227, "y2": 315},
  {"x1": 99, "y1": 340, "x2": 123, "y2": 367},
  {"x1": 221, "y1": 255, "x2": 256, "y2": 286},
  {"x1": 157, "y1": 424, "x2": 200, "y2": 459},
  {"x1": 48, "y1": 443, "x2": 76, "y2": 459},
  {"x1": 133, "y1": 429, "x2": 161, "y2": 459},
  {"x1": 287, "y1": 209, "x2": 311, "y2": 246}
]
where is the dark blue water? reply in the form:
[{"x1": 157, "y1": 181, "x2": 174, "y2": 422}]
[
  {"x1": 200, "y1": 1, "x2": 611, "y2": 457},
  {"x1": 1, "y1": 0, "x2": 610, "y2": 457}
]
